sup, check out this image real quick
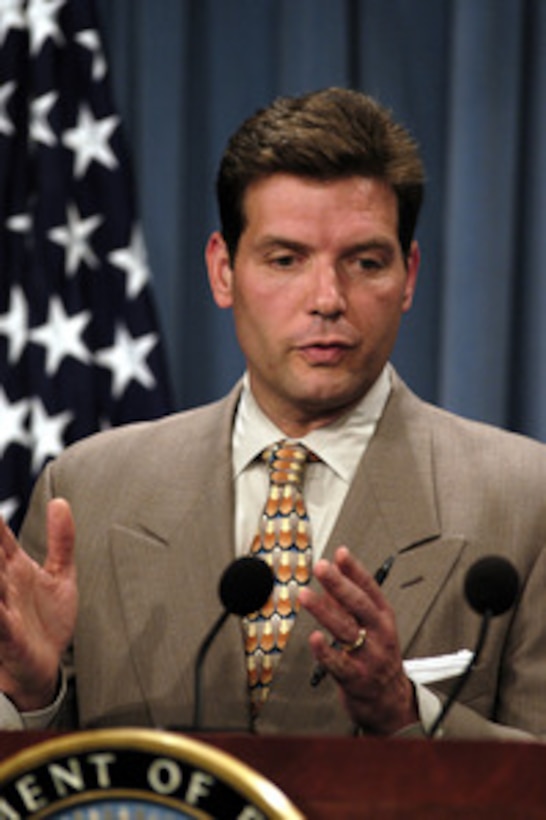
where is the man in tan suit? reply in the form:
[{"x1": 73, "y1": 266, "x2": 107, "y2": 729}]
[{"x1": 1, "y1": 88, "x2": 545, "y2": 739}]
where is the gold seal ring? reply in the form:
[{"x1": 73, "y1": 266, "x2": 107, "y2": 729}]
[{"x1": 339, "y1": 627, "x2": 367, "y2": 654}]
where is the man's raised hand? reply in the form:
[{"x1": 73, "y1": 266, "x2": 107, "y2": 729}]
[{"x1": 0, "y1": 498, "x2": 77, "y2": 711}]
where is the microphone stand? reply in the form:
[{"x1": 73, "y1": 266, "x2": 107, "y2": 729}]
[
  {"x1": 427, "y1": 609, "x2": 492, "y2": 738},
  {"x1": 192, "y1": 610, "x2": 230, "y2": 731}
]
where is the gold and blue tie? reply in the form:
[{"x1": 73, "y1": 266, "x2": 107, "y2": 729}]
[{"x1": 243, "y1": 440, "x2": 314, "y2": 712}]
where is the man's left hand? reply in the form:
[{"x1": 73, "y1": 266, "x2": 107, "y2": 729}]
[{"x1": 299, "y1": 545, "x2": 418, "y2": 734}]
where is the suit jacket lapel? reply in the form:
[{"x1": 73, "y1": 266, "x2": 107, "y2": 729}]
[
  {"x1": 326, "y1": 375, "x2": 466, "y2": 653},
  {"x1": 108, "y1": 384, "x2": 251, "y2": 730}
]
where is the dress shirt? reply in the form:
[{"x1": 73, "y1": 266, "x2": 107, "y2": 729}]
[{"x1": 232, "y1": 364, "x2": 392, "y2": 559}]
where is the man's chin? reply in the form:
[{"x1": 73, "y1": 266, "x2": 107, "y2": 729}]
[{"x1": 289, "y1": 380, "x2": 368, "y2": 417}]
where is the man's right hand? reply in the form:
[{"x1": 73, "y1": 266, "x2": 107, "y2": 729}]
[{"x1": 0, "y1": 498, "x2": 77, "y2": 712}]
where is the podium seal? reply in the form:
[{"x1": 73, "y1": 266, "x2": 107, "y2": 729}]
[{"x1": 0, "y1": 728, "x2": 303, "y2": 819}]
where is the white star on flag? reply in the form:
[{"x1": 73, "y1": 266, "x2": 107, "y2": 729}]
[
  {"x1": 108, "y1": 224, "x2": 151, "y2": 299},
  {"x1": 95, "y1": 324, "x2": 158, "y2": 398},
  {"x1": 75, "y1": 29, "x2": 106, "y2": 81},
  {"x1": 29, "y1": 398, "x2": 73, "y2": 473},
  {"x1": 62, "y1": 103, "x2": 119, "y2": 178},
  {"x1": 6, "y1": 212, "x2": 32, "y2": 233},
  {"x1": 30, "y1": 90, "x2": 58, "y2": 146},
  {"x1": 29, "y1": 296, "x2": 92, "y2": 375},
  {"x1": 0, "y1": 285, "x2": 29, "y2": 363},
  {"x1": 47, "y1": 202, "x2": 103, "y2": 275},
  {"x1": 0, "y1": 79, "x2": 16, "y2": 135},
  {"x1": 0, "y1": 497, "x2": 19, "y2": 524},
  {"x1": 27, "y1": 0, "x2": 66, "y2": 55},
  {"x1": 0, "y1": 388, "x2": 29, "y2": 458},
  {"x1": 0, "y1": 0, "x2": 26, "y2": 48}
]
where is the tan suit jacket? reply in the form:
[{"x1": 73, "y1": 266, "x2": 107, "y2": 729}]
[{"x1": 20, "y1": 372, "x2": 546, "y2": 738}]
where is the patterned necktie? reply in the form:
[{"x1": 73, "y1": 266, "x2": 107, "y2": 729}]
[{"x1": 243, "y1": 440, "x2": 314, "y2": 712}]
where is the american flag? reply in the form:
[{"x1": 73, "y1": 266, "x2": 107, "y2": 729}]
[{"x1": 0, "y1": 0, "x2": 173, "y2": 533}]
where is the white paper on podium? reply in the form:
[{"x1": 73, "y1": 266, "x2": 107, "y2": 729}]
[{"x1": 403, "y1": 650, "x2": 473, "y2": 684}]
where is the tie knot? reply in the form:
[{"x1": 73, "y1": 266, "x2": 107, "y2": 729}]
[{"x1": 263, "y1": 440, "x2": 310, "y2": 487}]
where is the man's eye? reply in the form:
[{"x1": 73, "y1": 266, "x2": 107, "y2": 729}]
[
  {"x1": 343, "y1": 257, "x2": 382, "y2": 277},
  {"x1": 270, "y1": 254, "x2": 297, "y2": 268},
  {"x1": 357, "y1": 257, "x2": 382, "y2": 271}
]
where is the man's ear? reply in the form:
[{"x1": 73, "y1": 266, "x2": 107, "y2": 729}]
[
  {"x1": 402, "y1": 240, "x2": 420, "y2": 312},
  {"x1": 206, "y1": 231, "x2": 234, "y2": 308}
]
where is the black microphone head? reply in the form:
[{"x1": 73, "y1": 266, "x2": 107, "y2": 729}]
[
  {"x1": 218, "y1": 556, "x2": 274, "y2": 616},
  {"x1": 464, "y1": 555, "x2": 519, "y2": 616}
]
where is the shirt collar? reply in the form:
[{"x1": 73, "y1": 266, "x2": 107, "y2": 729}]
[{"x1": 232, "y1": 364, "x2": 392, "y2": 483}]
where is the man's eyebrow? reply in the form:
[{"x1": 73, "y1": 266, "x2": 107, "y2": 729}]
[
  {"x1": 254, "y1": 235, "x2": 309, "y2": 252},
  {"x1": 253, "y1": 235, "x2": 398, "y2": 260},
  {"x1": 343, "y1": 238, "x2": 396, "y2": 255}
]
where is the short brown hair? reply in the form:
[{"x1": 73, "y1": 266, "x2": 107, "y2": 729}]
[{"x1": 216, "y1": 87, "x2": 425, "y2": 261}]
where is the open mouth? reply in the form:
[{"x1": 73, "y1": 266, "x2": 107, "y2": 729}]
[{"x1": 299, "y1": 343, "x2": 350, "y2": 365}]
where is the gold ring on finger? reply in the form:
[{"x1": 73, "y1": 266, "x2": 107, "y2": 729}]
[{"x1": 339, "y1": 627, "x2": 367, "y2": 654}]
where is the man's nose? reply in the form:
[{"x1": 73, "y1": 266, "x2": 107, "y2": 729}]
[{"x1": 310, "y1": 264, "x2": 347, "y2": 318}]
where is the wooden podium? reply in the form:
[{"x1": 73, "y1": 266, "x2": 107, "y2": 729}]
[{"x1": 1, "y1": 731, "x2": 546, "y2": 818}]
